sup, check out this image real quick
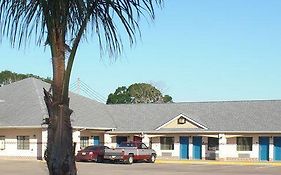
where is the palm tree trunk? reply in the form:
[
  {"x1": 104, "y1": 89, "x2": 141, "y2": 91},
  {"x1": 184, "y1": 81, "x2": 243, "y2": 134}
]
[
  {"x1": 44, "y1": 93, "x2": 77, "y2": 175},
  {"x1": 44, "y1": 33, "x2": 77, "y2": 175}
]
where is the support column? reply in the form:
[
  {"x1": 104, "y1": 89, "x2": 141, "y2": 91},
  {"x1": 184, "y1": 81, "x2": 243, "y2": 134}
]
[
  {"x1": 72, "y1": 130, "x2": 81, "y2": 154},
  {"x1": 104, "y1": 133, "x2": 113, "y2": 148},
  {"x1": 142, "y1": 134, "x2": 150, "y2": 147},
  {"x1": 41, "y1": 129, "x2": 48, "y2": 160},
  {"x1": 218, "y1": 134, "x2": 227, "y2": 160},
  {"x1": 269, "y1": 136, "x2": 274, "y2": 162}
]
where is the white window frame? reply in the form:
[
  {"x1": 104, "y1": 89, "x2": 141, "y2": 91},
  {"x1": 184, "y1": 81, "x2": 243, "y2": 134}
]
[
  {"x1": 0, "y1": 136, "x2": 5, "y2": 150},
  {"x1": 237, "y1": 137, "x2": 253, "y2": 151},
  {"x1": 80, "y1": 136, "x2": 89, "y2": 149},
  {"x1": 160, "y1": 137, "x2": 174, "y2": 150},
  {"x1": 17, "y1": 136, "x2": 30, "y2": 150}
]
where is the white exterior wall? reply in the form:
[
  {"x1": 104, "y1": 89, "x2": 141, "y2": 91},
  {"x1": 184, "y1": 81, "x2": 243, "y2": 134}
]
[
  {"x1": 41, "y1": 129, "x2": 82, "y2": 156},
  {"x1": 173, "y1": 136, "x2": 180, "y2": 157},
  {"x1": 151, "y1": 135, "x2": 209, "y2": 159},
  {"x1": 148, "y1": 134, "x2": 281, "y2": 161},
  {"x1": 104, "y1": 133, "x2": 114, "y2": 148},
  {"x1": 151, "y1": 135, "x2": 188, "y2": 159},
  {"x1": 0, "y1": 128, "x2": 42, "y2": 159},
  {"x1": 108, "y1": 134, "x2": 136, "y2": 148},
  {"x1": 41, "y1": 129, "x2": 48, "y2": 159},
  {"x1": 72, "y1": 130, "x2": 80, "y2": 154},
  {"x1": 0, "y1": 128, "x2": 280, "y2": 162},
  {"x1": 202, "y1": 136, "x2": 207, "y2": 159},
  {"x1": 151, "y1": 137, "x2": 160, "y2": 155},
  {"x1": 269, "y1": 138, "x2": 274, "y2": 161},
  {"x1": 223, "y1": 135, "x2": 281, "y2": 161},
  {"x1": 224, "y1": 136, "x2": 259, "y2": 160},
  {"x1": 142, "y1": 134, "x2": 150, "y2": 147},
  {"x1": 218, "y1": 134, "x2": 227, "y2": 160},
  {"x1": 42, "y1": 129, "x2": 108, "y2": 155},
  {"x1": 77, "y1": 130, "x2": 105, "y2": 151},
  {"x1": 65, "y1": 132, "x2": 275, "y2": 161},
  {"x1": 188, "y1": 138, "x2": 193, "y2": 159}
]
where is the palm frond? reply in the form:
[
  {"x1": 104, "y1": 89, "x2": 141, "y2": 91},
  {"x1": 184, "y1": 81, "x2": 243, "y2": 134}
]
[
  {"x1": 0, "y1": 0, "x2": 163, "y2": 57},
  {"x1": 89, "y1": 0, "x2": 162, "y2": 58}
]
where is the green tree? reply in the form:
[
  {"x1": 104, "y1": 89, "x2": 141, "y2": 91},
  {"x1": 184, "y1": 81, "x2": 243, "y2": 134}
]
[
  {"x1": 128, "y1": 83, "x2": 163, "y2": 103},
  {"x1": 163, "y1": 94, "x2": 173, "y2": 103},
  {"x1": 106, "y1": 86, "x2": 131, "y2": 104},
  {"x1": 0, "y1": 1, "x2": 162, "y2": 175},
  {"x1": 106, "y1": 83, "x2": 173, "y2": 104},
  {"x1": 0, "y1": 70, "x2": 51, "y2": 86}
]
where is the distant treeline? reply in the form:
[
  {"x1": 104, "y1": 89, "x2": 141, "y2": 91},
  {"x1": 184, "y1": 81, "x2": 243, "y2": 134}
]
[{"x1": 0, "y1": 70, "x2": 51, "y2": 87}]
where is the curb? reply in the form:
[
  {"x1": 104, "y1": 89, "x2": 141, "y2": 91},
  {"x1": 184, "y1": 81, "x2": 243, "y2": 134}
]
[{"x1": 155, "y1": 160, "x2": 281, "y2": 166}]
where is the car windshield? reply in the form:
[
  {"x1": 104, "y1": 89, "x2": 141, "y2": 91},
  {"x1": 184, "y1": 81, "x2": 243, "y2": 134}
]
[
  {"x1": 84, "y1": 146, "x2": 96, "y2": 150},
  {"x1": 118, "y1": 142, "x2": 137, "y2": 147},
  {"x1": 83, "y1": 145, "x2": 108, "y2": 150}
]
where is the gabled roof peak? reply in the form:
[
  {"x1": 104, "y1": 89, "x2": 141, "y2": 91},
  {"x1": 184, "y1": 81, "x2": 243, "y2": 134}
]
[{"x1": 155, "y1": 113, "x2": 208, "y2": 131}]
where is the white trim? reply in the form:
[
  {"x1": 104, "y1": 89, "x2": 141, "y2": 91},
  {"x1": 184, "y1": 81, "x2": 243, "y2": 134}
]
[
  {"x1": 0, "y1": 126, "x2": 43, "y2": 129},
  {"x1": 199, "y1": 134, "x2": 219, "y2": 138},
  {"x1": 73, "y1": 126, "x2": 116, "y2": 131},
  {"x1": 146, "y1": 135, "x2": 166, "y2": 138},
  {"x1": 155, "y1": 113, "x2": 208, "y2": 131},
  {"x1": 0, "y1": 126, "x2": 115, "y2": 131},
  {"x1": 107, "y1": 130, "x2": 281, "y2": 134}
]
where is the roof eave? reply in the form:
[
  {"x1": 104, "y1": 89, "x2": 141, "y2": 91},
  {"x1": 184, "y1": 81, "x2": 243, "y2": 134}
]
[
  {"x1": 73, "y1": 126, "x2": 116, "y2": 131},
  {"x1": 107, "y1": 130, "x2": 281, "y2": 134},
  {"x1": 0, "y1": 126, "x2": 43, "y2": 129}
]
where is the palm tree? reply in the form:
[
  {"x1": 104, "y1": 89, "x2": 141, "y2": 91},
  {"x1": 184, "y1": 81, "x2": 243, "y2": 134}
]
[{"x1": 0, "y1": 0, "x2": 162, "y2": 174}]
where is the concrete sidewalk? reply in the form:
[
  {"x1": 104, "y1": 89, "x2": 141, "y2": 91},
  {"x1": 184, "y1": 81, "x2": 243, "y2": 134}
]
[{"x1": 156, "y1": 159, "x2": 281, "y2": 166}]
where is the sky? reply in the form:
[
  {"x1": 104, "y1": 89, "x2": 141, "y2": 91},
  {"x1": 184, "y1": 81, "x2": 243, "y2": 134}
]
[{"x1": 1, "y1": 0, "x2": 281, "y2": 103}]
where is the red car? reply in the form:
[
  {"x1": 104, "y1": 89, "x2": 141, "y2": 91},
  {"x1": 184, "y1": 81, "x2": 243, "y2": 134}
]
[{"x1": 76, "y1": 145, "x2": 109, "y2": 162}]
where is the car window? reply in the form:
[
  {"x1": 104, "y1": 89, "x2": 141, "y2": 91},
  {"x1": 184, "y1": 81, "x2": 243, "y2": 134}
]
[
  {"x1": 119, "y1": 142, "x2": 135, "y2": 147},
  {"x1": 94, "y1": 145, "x2": 105, "y2": 150},
  {"x1": 141, "y1": 143, "x2": 148, "y2": 149},
  {"x1": 84, "y1": 146, "x2": 95, "y2": 150}
]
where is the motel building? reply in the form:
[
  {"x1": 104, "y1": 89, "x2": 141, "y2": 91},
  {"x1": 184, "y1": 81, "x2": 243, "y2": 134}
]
[{"x1": 0, "y1": 78, "x2": 281, "y2": 161}]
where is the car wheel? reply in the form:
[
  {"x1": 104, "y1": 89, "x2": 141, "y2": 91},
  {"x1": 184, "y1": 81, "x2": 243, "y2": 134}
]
[
  {"x1": 97, "y1": 155, "x2": 103, "y2": 163},
  {"x1": 127, "y1": 154, "x2": 134, "y2": 164},
  {"x1": 148, "y1": 154, "x2": 156, "y2": 163}
]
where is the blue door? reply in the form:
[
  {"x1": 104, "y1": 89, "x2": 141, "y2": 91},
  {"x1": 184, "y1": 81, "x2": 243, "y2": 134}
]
[
  {"x1": 274, "y1": 137, "x2": 281, "y2": 161},
  {"x1": 193, "y1": 136, "x2": 202, "y2": 160},
  {"x1": 259, "y1": 137, "x2": 269, "y2": 161},
  {"x1": 180, "y1": 136, "x2": 189, "y2": 159},
  {"x1": 93, "y1": 136, "x2": 100, "y2": 145},
  {"x1": 116, "y1": 136, "x2": 127, "y2": 146}
]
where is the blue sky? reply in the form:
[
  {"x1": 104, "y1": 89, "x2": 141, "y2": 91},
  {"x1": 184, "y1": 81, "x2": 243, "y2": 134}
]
[{"x1": 1, "y1": 0, "x2": 281, "y2": 103}]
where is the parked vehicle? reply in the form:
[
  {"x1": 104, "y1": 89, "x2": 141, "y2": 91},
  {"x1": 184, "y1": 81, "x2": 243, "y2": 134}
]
[
  {"x1": 104, "y1": 141, "x2": 157, "y2": 164},
  {"x1": 76, "y1": 145, "x2": 109, "y2": 162}
]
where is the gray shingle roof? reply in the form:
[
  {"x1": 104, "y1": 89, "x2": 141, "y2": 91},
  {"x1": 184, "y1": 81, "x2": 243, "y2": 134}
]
[
  {"x1": 0, "y1": 78, "x2": 49, "y2": 127},
  {"x1": 69, "y1": 92, "x2": 116, "y2": 129},
  {"x1": 1, "y1": 78, "x2": 281, "y2": 133},
  {"x1": 106, "y1": 100, "x2": 281, "y2": 132},
  {"x1": 0, "y1": 78, "x2": 115, "y2": 129}
]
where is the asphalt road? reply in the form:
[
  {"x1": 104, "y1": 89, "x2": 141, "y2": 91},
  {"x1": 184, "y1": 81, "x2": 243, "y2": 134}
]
[{"x1": 0, "y1": 159, "x2": 280, "y2": 175}]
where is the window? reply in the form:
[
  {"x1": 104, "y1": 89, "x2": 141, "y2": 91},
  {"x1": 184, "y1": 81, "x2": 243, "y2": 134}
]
[
  {"x1": 208, "y1": 137, "x2": 219, "y2": 151},
  {"x1": 160, "y1": 137, "x2": 174, "y2": 150},
  {"x1": 237, "y1": 137, "x2": 252, "y2": 151},
  {"x1": 119, "y1": 142, "x2": 135, "y2": 147},
  {"x1": 80, "y1": 136, "x2": 89, "y2": 149},
  {"x1": 141, "y1": 143, "x2": 148, "y2": 149},
  {"x1": 177, "y1": 117, "x2": 186, "y2": 124},
  {"x1": 0, "y1": 136, "x2": 5, "y2": 150},
  {"x1": 17, "y1": 136, "x2": 29, "y2": 150},
  {"x1": 138, "y1": 143, "x2": 148, "y2": 149}
]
